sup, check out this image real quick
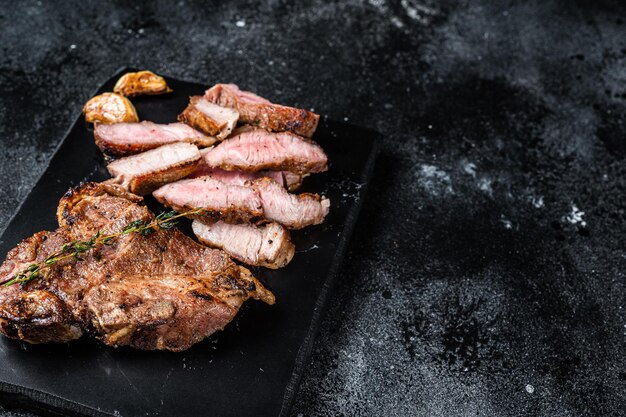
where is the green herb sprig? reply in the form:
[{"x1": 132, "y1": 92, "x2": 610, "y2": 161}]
[{"x1": 1, "y1": 208, "x2": 204, "y2": 288}]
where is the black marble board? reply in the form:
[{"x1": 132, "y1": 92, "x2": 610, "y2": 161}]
[{"x1": 0, "y1": 69, "x2": 380, "y2": 417}]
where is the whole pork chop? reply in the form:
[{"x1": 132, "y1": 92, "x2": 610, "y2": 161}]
[{"x1": 0, "y1": 182, "x2": 274, "y2": 351}]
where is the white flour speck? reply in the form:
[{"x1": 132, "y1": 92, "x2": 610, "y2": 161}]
[
  {"x1": 500, "y1": 215, "x2": 513, "y2": 230},
  {"x1": 564, "y1": 204, "x2": 586, "y2": 227},
  {"x1": 235, "y1": 20, "x2": 246, "y2": 27},
  {"x1": 391, "y1": 16, "x2": 405, "y2": 28},
  {"x1": 477, "y1": 177, "x2": 493, "y2": 194},
  {"x1": 525, "y1": 384, "x2": 535, "y2": 394},
  {"x1": 400, "y1": 0, "x2": 438, "y2": 25},
  {"x1": 531, "y1": 196, "x2": 544, "y2": 208},
  {"x1": 417, "y1": 164, "x2": 453, "y2": 196},
  {"x1": 462, "y1": 160, "x2": 477, "y2": 177}
]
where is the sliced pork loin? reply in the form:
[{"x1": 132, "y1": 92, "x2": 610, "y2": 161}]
[
  {"x1": 204, "y1": 84, "x2": 319, "y2": 138},
  {"x1": 106, "y1": 142, "x2": 201, "y2": 195},
  {"x1": 191, "y1": 161, "x2": 304, "y2": 192},
  {"x1": 192, "y1": 220, "x2": 295, "y2": 269},
  {"x1": 250, "y1": 177, "x2": 330, "y2": 229},
  {"x1": 94, "y1": 121, "x2": 216, "y2": 156},
  {"x1": 201, "y1": 127, "x2": 327, "y2": 175},
  {"x1": 153, "y1": 176, "x2": 263, "y2": 223},
  {"x1": 178, "y1": 96, "x2": 239, "y2": 140}
]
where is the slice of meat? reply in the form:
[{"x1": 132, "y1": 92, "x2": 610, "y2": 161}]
[
  {"x1": 94, "y1": 121, "x2": 216, "y2": 156},
  {"x1": 204, "y1": 84, "x2": 319, "y2": 137},
  {"x1": 153, "y1": 176, "x2": 263, "y2": 223},
  {"x1": 107, "y1": 142, "x2": 201, "y2": 195},
  {"x1": 0, "y1": 182, "x2": 274, "y2": 351},
  {"x1": 192, "y1": 220, "x2": 295, "y2": 269},
  {"x1": 155, "y1": 176, "x2": 328, "y2": 229},
  {"x1": 251, "y1": 177, "x2": 330, "y2": 229},
  {"x1": 201, "y1": 127, "x2": 327, "y2": 175},
  {"x1": 178, "y1": 96, "x2": 239, "y2": 140},
  {"x1": 191, "y1": 159, "x2": 304, "y2": 192}
]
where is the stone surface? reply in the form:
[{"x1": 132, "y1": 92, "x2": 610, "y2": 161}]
[{"x1": 0, "y1": 0, "x2": 625, "y2": 416}]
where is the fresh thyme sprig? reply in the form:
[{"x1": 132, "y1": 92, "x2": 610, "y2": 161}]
[{"x1": 1, "y1": 208, "x2": 204, "y2": 288}]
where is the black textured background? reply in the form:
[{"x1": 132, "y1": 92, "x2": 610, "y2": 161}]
[{"x1": 1, "y1": 1, "x2": 625, "y2": 416}]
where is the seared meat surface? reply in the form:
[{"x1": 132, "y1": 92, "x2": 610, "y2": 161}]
[
  {"x1": 153, "y1": 176, "x2": 263, "y2": 223},
  {"x1": 0, "y1": 183, "x2": 274, "y2": 351},
  {"x1": 201, "y1": 127, "x2": 327, "y2": 175},
  {"x1": 107, "y1": 142, "x2": 201, "y2": 195},
  {"x1": 204, "y1": 84, "x2": 319, "y2": 137},
  {"x1": 178, "y1": 96, "x2": 239, "y2": 140},
  {"x1": 193, "y1": 220, "x2": 295, "y2": 269},
  {"x1": 95, "y1": 121, "x2": 216, "y2": 156}
]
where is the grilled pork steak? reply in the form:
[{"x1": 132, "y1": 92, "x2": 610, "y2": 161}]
[
  {"x1": 0, "y1": 182, "x2": 274, "y2": 351},
  {"x1": 201, "y1": 127, "x2": 328, "y2": 175},
  {"x1": 94, "y1": 121, "x2": 216, "y2": 156},
  {"x1": 192, "y1": 220, "x2": 295, "y2": 269},
  {"x1": 178, "y1": 96, "x2": 239, "y2": 140},
  {"x1": 107, "y1": 142, "x2": 201, "y2": 195},
  {"x1": 204, "y1": 84, "x2": 319, "y2": 137},
  {"x1": 191, "y1": 160, "x2": 304, "y2": 192},
  {"x1": 250, "y1": 178, "x2": 330, "y2": 229},
  {"x1": 153, "y1": 176, "x2": 263, "y2": 223}
]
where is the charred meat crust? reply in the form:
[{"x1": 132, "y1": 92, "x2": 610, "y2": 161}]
[
  {"x1": 0, "y1": 290, "x2": 82, "y2": 344},
  {"x1": 0, "y1": 182, "x2": 274, "y2": 351},
  {"x1": 204, "y1": 84, "x2": 319, "y2": 138},
  {"x1": 57, "y1": 182, "x2": 144, "y2": 228}
]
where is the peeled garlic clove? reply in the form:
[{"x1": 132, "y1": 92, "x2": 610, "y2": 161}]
[
  {"x1": 113, "y1": 71, "x2": 173, "y2": 97},
  {"x1": 83, "y1": 93, "x2": 139, "y2": 124}
]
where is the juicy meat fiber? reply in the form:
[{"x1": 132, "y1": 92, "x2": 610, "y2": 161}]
[
  {"x1": 191, "y1": 159, "x2": 304, "y2": 192},
  {"x1": 94, "y1": 121, "x2": 216, "y2": 156},
  {"x1": 193, "y1": 220, "x2": 295, "y2": 269},
  {"x1": 201, "y1": 127, "x2": 328, "y2": 175},
  {"x1": 0, "y1": 182, "x2": 274, "y2": 351},
  {"x1": 251, "y1": 178, "x2": 330, "y2": 229},
  {"x1": 204, "y1": 84, "x2": 319, "y2": 138},
  {"x1": 155, "y1": 176, "x2": 329, "y2": 230},
  {"x1": 107, "y1": 142, "x2": 201, "y2": 195},
  {"x1": 178, "y1": 96, "x2": 239, "y2": 140},
  {"x1": 153, "y1": 176, "x2": 263, "y2": 223}
]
